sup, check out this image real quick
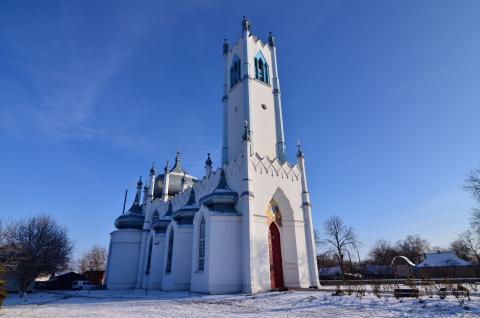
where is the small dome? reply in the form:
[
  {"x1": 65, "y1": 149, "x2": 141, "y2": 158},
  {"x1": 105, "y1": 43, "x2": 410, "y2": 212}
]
[
  {"x1": 199, "y1": 170, "x2": 238, "y2": 208},
  {"x1": 153, "y1": 173, "x2": 196, "y2": 198},
  {"x1": 153, "y1": 152, "x2": 197, "y2": 198},
  {"x1": 114, "y1": 198, "x2": 144, "y2": 230},
  {"x1": 114, "y1": 212, "x2": 144, "y2": 230},
  {"x1": 172, "y1": 189, "x2": 197, "y2": 225}
]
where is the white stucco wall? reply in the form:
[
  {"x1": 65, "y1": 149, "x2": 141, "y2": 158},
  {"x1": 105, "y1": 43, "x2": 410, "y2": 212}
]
[
  {"x1": 208, "y1": 213, "x2": 242, "y2": 293},
  {"x1": 106, "y1": 229, "x2": 142, "y2": 289},
  {"x1": 191, "y1": 208, "x2": 242, "y2": 294},
  {"x1": 143, "y1": 232, "x2": 166, "y2": 289},
  {"x1": 161, "y1": 222, "x2": 193, "y2": 291},
  {"x1": 190, "y1": 210, "x2": 209, "y2": 293}
]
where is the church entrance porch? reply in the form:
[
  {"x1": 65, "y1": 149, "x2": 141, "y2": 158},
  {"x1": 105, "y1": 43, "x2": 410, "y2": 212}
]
[{"x1": 268, "y1": 222, "x2": 284, "y2": 289}]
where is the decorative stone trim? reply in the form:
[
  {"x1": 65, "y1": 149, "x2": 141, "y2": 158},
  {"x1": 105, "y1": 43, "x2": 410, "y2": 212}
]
[{"x1": 250, "y1": 152, "x2": 301, "y2": 180}]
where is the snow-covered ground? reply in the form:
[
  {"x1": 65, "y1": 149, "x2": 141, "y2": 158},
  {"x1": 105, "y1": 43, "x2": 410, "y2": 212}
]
[{"x1": 2, "y1": 289, "x2": 479, "y2": 317}]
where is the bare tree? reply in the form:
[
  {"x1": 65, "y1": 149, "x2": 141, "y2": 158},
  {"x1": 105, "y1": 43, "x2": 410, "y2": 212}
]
[
  {"x1": 464, "y1": 168, "x2": 480, "y2": 233},
  {"x1": 77, "y1": 245, "x2": 107, "y2": 273},
  {"x1": 448, "y1": 167, "x2": 480, "y2": 265},
  {"x1": 368, "y1": 239, "x2": 398, "y2": 265},
  {"x1": 450, "y1": 230, "x2": 480, "y2": 264},
  {"x1": 0, "y1": 220, "x2": 6, "y2": 307},
  {"x1": 395, "y1": 235, "x2": 430, "y2": 264},
  {"x1": 313, "y1": 228, "x2": 321, "y2": 245},
  {"x1": 0, "y1": 215, "x2": 73, "y2": 296},
  {"x1": 0, "y1": 267, "x2": 5, "y2": 308},
  {"x1": 316, "y1": 251, "x2": 338, "y2": 268},
  {"x1": 322, "y1": 216, "x2": 361, "y2": 274}
]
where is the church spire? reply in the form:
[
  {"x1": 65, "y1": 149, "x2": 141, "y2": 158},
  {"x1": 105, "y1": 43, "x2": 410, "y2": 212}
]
[
  {"x1": 204, "y1": 153, "x2": 212, "y2": 177},
  {"x1": 148, "y1": 162, "x2": 156, "y2": 199},
  {"x1": 268, "y1": 32, "x2": 275, "y2": 47},
  {"x1": 223, "y1": 38, "x2": 229, "y2": 56},
  {"x1": 242, "y1": 16, "x2": 251, "y2": 32},
  {"x1": 297, "y1": 139, "x2": 304, "y2": 158},
  {"x1": 171, "y1": 152, "x2": 183, "y2": 173},
  {"x1": 164, "y1": 161, "x2": 169, "y2": 173},
  {"x1": 134, "y1": 176, "x2": 142, "y2": 204},
  {"x1": 137, "y1": 176, "x2": 143, "y2": 188},
  {"x1": 143, "y1": 183, "x2": 148, "y2": 204}
]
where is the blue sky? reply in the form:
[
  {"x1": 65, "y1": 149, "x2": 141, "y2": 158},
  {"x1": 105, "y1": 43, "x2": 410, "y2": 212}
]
[{"x1": 1, "y1": 0, "x2": 479, "y2": 259}]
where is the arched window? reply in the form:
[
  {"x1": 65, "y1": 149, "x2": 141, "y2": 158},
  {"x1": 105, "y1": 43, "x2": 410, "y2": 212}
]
[
  {"x1": 254, "y1": 51, "x2": 269, "y2": 84},
  {"x1": 267, "y1": 200, "x2": 282, "y2": 226},
  {"x1": 198, "y1": 217, "x2": 206, "y2": 271},
  {"x1": 145, "y1": 237, "x2": 153, "y2": 275},
  {"x1": 165, "y1": 229, "x2": 174, "y2": 273},
  {"x1": 230, "y1": 55, "x2": 241, "y2": 88}
]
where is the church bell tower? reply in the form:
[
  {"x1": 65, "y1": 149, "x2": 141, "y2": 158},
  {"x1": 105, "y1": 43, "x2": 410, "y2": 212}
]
[{"x1": 222, "y1": 17, "x2": 286, "y2": 164}]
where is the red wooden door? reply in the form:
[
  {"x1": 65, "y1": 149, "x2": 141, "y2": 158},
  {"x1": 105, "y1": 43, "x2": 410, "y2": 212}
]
[{"x1": 268, "y1": 223, "x2": 284, "y2": 289}]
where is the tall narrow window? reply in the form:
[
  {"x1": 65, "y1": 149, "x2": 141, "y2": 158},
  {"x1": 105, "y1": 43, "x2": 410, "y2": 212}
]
[
  {"x1": 165, "y1": 229, "x2": 174, "y2": 273},
  {"x1": 145, "y1": 237, "x2": 153, "y2": 275},
  {"x1": 198, "y1": 217, "x2": 206, "y2": 271},
  {"x1": 230, "y1": 55, "x2": 241, "y2": 88},
  {"x1": 254, "y1": 51, "x2": 269, "y2": 84}
]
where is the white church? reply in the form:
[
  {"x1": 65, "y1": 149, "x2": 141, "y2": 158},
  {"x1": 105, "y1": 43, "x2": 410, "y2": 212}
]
[{"x1": 105, "y1": 17, "x2": 320, "y2": 294}]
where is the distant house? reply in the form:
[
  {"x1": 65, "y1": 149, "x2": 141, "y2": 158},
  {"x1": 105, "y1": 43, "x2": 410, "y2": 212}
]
[
  {"x1": 36, "y1": 272, "x2": 86, "y2": 290},
  {"x1": 51, "y1": 272, "x2": 86, "y2": 290},
  {"x1": 415, "y1": 251, "x2": 475, "y2": 278},
  {"x1": 417, "y1": 251, "x2": 471, "y2": 267}
]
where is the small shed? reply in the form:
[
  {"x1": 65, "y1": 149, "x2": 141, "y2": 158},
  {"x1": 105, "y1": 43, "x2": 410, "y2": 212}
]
[{"x1": 83, "y1": 270, "x2": 105, "y2": 286}]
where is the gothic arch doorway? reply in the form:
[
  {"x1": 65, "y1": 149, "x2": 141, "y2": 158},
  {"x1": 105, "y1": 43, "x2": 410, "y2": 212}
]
[{"x1": 268, "y1": 222, "x2": 284, "y2": 289}]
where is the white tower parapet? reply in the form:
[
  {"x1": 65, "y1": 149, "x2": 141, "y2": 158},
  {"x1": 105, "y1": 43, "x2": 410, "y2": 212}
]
[
  {"x1": 222, "y1": 40, "x2": 229, "y2": 165},
  {"x1": 268, "y1": 32, "x2": 286, "y2": 162},
  {"x1": 296, "y1": 143, "x2": 320, "y2": 288}
]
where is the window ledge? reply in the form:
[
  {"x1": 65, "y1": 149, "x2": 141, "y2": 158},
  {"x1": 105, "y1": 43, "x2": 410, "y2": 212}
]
[
  {"x1": 253, "y1": 78, "x2": 271, "y2": 87},
  {"x1": 229, "y1": 80, "x2": 242, "y2": 92}
]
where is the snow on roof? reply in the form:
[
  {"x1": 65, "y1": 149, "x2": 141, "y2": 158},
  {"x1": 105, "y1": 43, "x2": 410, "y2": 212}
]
[
  {"x1": 34, "y1": 276, "x2": 51, "y2": 282},
  {"x1": 416, "y1": 251, "x2": 471, "y2": 268}
]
